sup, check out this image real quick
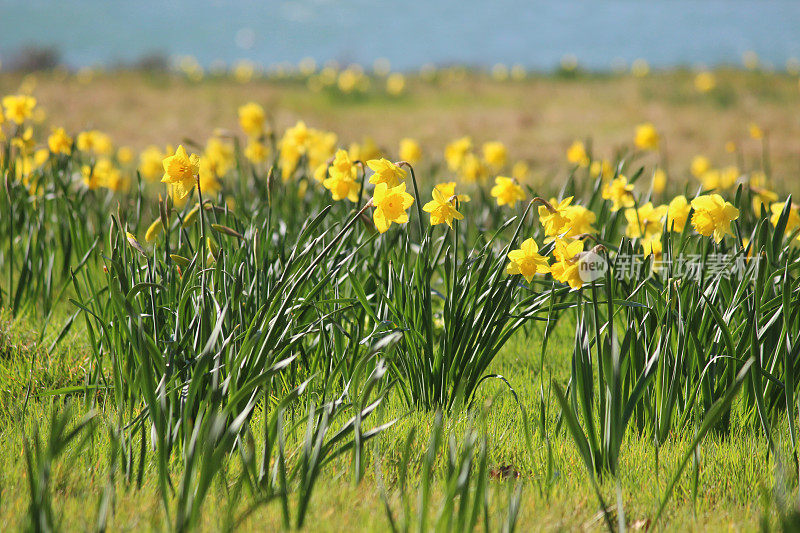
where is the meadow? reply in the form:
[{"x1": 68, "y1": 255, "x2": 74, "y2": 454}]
[{"x1": 1, "y1": 64, "x2": 800, "y2": 531}]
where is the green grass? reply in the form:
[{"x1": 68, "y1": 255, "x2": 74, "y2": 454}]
[{"x1": 0, "y1": 310, "x2": 779, "y2": 531}]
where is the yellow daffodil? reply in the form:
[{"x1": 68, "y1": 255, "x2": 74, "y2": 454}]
[
  {"x1": 482, "y1": 141, "x2": 508, "y2": 170},
  {"x1": 422, "y1": 182, "x2": 468, "y2": 228},
  {"x1": 550, "y1": 238, "x2": 586, "y2": 289},
  {"x1": 386, "y1": 73, "x2": 405, "y2": 95},
  {"x1": 566, "y1": 141, "x2": 589, "y2": 167},
  {"x1": 690, "y1": 155, "x2": 711, "y2": 178},
  {"x1": 117, "y1": 146, "x2": 134, "y2": 164},
  {"x1": 563, "y1": 205, "x2": 598, "y2": 238},
  {"x1": 694, "y1": 71, "x2": 716, "y2": 93},
  {"x1": 161, "y1": 145, "x2": 200, "y2": 200},
  {"x1": 367, "y1": 158, "x2": 406, "y2": 188},
  {"x1": 625, "y1": 202, "x2": 668, "y2": 239},
  {"x1": 602, "y1": 176, "x2": 635, "y2": 211},
  {"x1": 690, "y1": 194, "x2": 740, "y2": 243},
  {"x1": 399, "y1": 138, "x2": 422, "y2": 164},
  {"x1": 770, "y1": 202, "x2": 800, "y2": 240},
  {"x1": 77, "y1": 130, "x2": 113, "y2": 156},
  {"x1": 238, "y1": 102, "x2": 266, "y2": 137},
  {"x1": 2, "y1": 94, "x2": 36, "y2": 124},
  {"x1": 490, "y1": 176, "x2": 525, "y2": 208},
  {"x1": 244, "y1": 140, "x2": 269, "y2": 164},
  {"x1": 537, "y1": 197, "x2": 573, "y2": 238},
  {"x1": 459, "y1": 153, "x2": 488, "y2": 183},
  {"x1": 652, "y1": 168, "x2": 666, "y2": 193},
  {"x1": 512, "y1": 160, "x2": 530, "y2": 182},
  {"x1": 372, "y1": 182, "x2": 414, "y2": 233},
  {"x1": 667, "y1": 195, "x2": 691, "y2": 232},
  {"x1": 506, "y1": 238, "x2": 550, "y2": 282},
  {"x1": 139, "y1": 145, "x2": 165, "y2": 181},
  {"x1": 444, "y1": 136, "x2": 472, "y2": 171},
  {"x1": 634, "y1": 123, "x2": 660, "y2": 151},
  {"x1": 590, "y1": 159, "x2": 615, "y2": 181},
  {"x1": 47, "y1": 127, "x2": 72, "y2": 155},
  {"x1": 82, "y1": 158, "x2": 123, "y2": 191},
  {"x1": 752, "y1": 186, "x2": 779, "y2": 215},
  {"x1": 323, "y1": 150, "x2": 359, "y2": 202}
]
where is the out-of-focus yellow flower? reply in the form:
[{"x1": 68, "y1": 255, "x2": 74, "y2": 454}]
[
  {"x1": 198, "y1": 157, "x2": 223, "y2": 196},
  {"x1": 694, "y1": 71, "x2": 716, "y2": 93},
  {"x1": 719, "y1": 166, "x2": 739, "y2": 189},
  {"x1": 459, "y1": 153, "x2": 488, "y2": 183},
  {"x1": 233, "y1": 60, "x2": 256, "y2": 83},
  {"x1": 444, "y1": 136, "x2": 472, "y2": 171},
  {"x1": 117, "y1": 146, "x2": 134, "y2": 164},
  {"x1": 348, "y1": 137, "x2": 381, "y2": 162},
  {"x1": 752, "y1": 186, "x2": 778, "y2": 215},
  {"x1": 652, "y1": 168, "x2": 666, "y2": 193},
  {"x1": 566, "y1": 141, "x2": 589, "y2": 167},
  {"x1": 510, "y1": 64, "x2": 526, "y2": 80},
  {"x1": 203, "y1": 137, "x2": 234, "y2": 177},
  {"x1": 691, "y1": 194, "x2": 740, "y2": 242},
  {"x1": 48, "y1": 127, "x2": 72, "y2": 155},
  {"x1": 642, "y1": 236, "x2": 663, "y2": 260},
  {"x1": 602, "y1": 176, "x2": 635, "y2": 211},
  {"x1": 82, "y1": 158, "x2": 123, "y2": 191},
  {"x1": 239, "y1": 102, "x2": 266, "y2": 137},
  {"x1": 161, "y1": 145, "x2": 200, "y2": 200},
  {"x1": 725, "y1": 141, "x2": 737, "y2": 153},
  {"x1": 538, "y1": 196, "x2": 573, "y2": 238},
  {"x1": 77, "y1": 130, "x2": 113, "y2": 156},
  {"x1": 512, "y1": 160, "x2": 530, "y2": 182},
  {"x1": 139, "y1": 145, "x2": 165, "y2": 181},
  {"x1": 423, "y1": 184, "x2": 465, "y2": 228},
  {"x1": 690, "y1": 155, "x2": 711, "y2": 178},
  {"x1": 372, "y1": 182, "x2": 414, "y2": 233},
  {"x1": 323, "y1": 149, "x2": 359, "y2": 202},
  {"x1": 631, "y1": 59, "x2": 650, "y2": 77},
  {"x1": 634, "y1": 123, "x2": 660, "y2": 151},
  {"x1": 625, "y1": 202, "x2": 668, "y2": 239},
  {"x1": 482, "y1": 141, "x2": 507, "y2": 170},
  {"x1": 367, "y1": 158, "x2": 406, "y2": 188},
  {"x1": 284, "y1": 120, "x2": 310, "y2": 149},
  {"x1": 590, "y1": 159, "x2": 614, "y2": 181},
  {"x1": 244, "y1": 140, "x2": 269, "y2": 163},
  {"x1": 550, "y1": 238, "x2": 586, "y2": 289},
  {"x1": 490, "y1": 176, "x2": 525, "y2": 208},
  {"x1": 770, "y1": 202, "x2": 800, "y2": 240},
  {"x1": 337, "y1": 67, "x2": 362, "y2": 93},
  {"x1": 698, "y1": 169, "x2": 720, "y2": 190},
  {"x1": 399, "y1": 138, "x2": 422, "y2": 164},
  {"x1": 386, "y1": 73, "x2": 406, "y2": 96},
  {"x1": 506, "y1": 238, "x2": 550, "y2": 282},
  {"x1": 12, "y1": 127, "x2": 35, "y2": 154},
  {"x1": 667, "y1": 195, "x2": 691, "y2": 232},
  {"x1": 749, "y1": 123, "x2": 764, "y2": 140},
  {"x1": 2, "y1": 94, "x2": 36, "y2": 124}
]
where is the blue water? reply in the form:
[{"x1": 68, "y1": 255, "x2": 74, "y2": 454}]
[{"x1": 2, "y1": 0, "x2": 800, "y2": 70}]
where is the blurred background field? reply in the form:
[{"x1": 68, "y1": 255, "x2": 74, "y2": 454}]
[{"x1": 1, "y1": 67, "x2": 798, "y2": 192}]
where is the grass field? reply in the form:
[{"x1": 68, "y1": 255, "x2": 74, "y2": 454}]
[{"x1": 1, "y1": 67, "x2": 800, "y2": 531}]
